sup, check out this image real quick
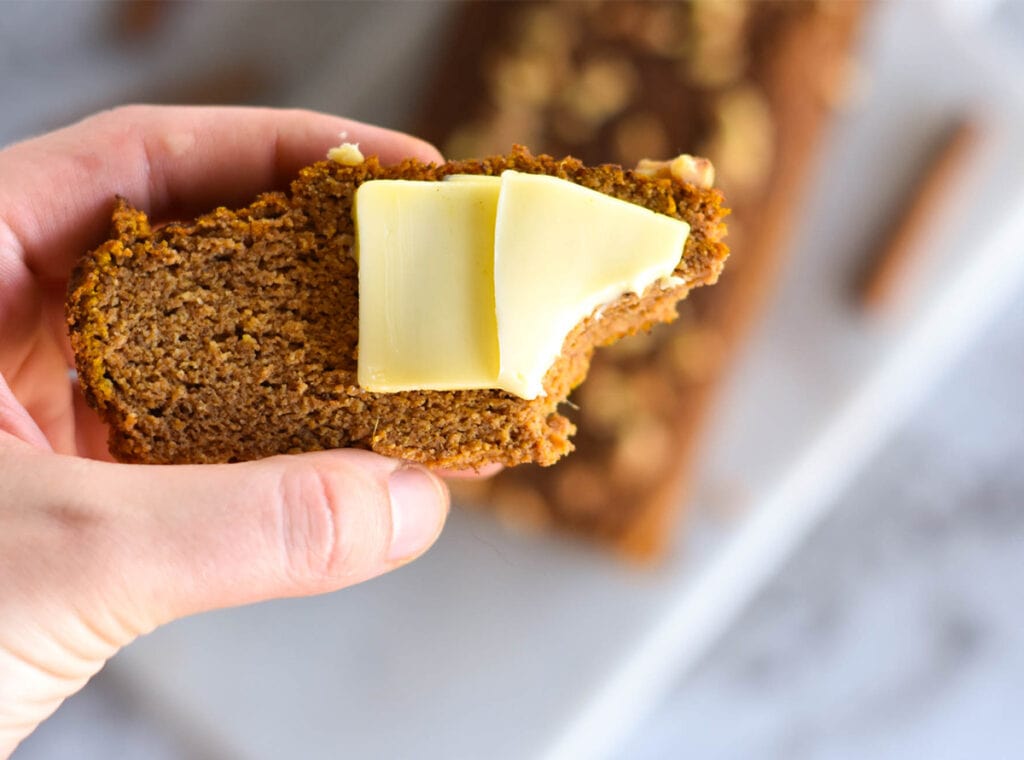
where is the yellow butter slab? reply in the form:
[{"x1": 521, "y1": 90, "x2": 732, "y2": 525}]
[
  {"x1": 355, "y1": 179, "x2": 501, "y2": 392},
  {"x1": 492, "y1": 171, "x2": 689, "y2": 399}
]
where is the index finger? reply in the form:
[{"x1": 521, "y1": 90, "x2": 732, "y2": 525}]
[{"x1": 0, "y1": 105, "x2": 443, "y2": 282}]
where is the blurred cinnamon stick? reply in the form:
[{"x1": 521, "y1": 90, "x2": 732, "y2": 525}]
[{"x1": 859, "y1": 119, "x2": 980, "y2": 311}]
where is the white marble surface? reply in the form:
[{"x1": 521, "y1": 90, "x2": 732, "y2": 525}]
[{"x1": 620, "y1": 293, "x2": 1024, "y2": 760}]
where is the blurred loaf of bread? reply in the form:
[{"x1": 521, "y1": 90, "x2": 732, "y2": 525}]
[{"x1": 417, "y1": 0, "x2": 865, "y2": 558}]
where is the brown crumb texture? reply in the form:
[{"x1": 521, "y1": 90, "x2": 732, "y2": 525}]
[{"x1": 67, "y1": 147, "x2": 728, "y2": 468}]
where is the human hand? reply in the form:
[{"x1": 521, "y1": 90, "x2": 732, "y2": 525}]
[{"x1": 0, "y1": 106, "x2": 450, "y2": 757}]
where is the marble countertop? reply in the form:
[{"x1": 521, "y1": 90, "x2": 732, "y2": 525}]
[{"x1": 621, "y1": 289, "x2": 1024, "y2": 760}]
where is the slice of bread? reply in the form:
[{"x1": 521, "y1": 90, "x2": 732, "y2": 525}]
[{"x1": 67, "y1": 146, "x2": 728, "y2": 468}]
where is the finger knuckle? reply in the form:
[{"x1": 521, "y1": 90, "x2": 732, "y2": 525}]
[{"x1": 273, "y1": 463, "x2": 348, "y2": 584}]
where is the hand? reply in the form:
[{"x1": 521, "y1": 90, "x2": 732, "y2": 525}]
[{"x1": 0, "y1": 106, "x2": 450, "y2": 757}]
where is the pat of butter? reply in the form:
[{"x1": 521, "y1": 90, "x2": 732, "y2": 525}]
[
  {"x1": 493, "y1": 171, "x2": 689, "y2": 398},
  {"x1": 355, "y1": 180, "x2": 501, "y2": 391},
  {"x1": 355, "y1": 170, "x2": 690, "y2": 399}
]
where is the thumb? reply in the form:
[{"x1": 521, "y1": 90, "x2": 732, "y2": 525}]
[
  {"x1": 0, "y1": 445, "x2": 447, "y2": 755},
  {"x1": 28, "y1": 449, "x2": 449, "y2": 631}
]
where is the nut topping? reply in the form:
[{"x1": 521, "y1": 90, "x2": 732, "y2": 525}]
[{"x1": 635, "y1": 154, "x2": 716, "y2": 189}]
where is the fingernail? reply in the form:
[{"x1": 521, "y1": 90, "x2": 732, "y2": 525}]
[{"x1": 387, "y1": 466, "x2": 449, "y2": 562}]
